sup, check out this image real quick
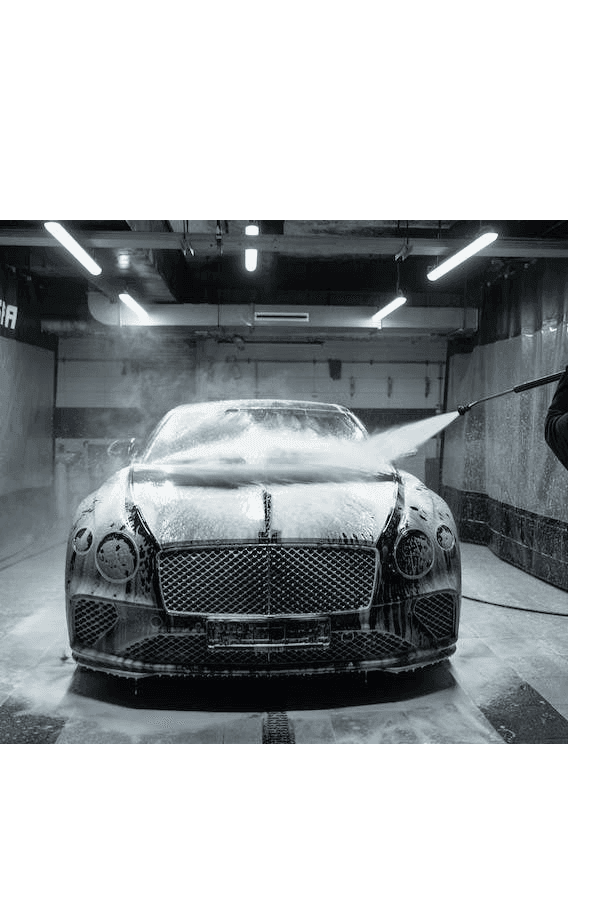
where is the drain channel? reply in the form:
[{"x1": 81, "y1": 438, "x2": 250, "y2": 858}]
[{"x1": 262, "y1": 711, "x2": 295, "y2": 744}]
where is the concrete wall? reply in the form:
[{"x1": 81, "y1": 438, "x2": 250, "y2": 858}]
[
  {"x1": 0, "y1": 268, "x2": 58, "y2": 554},
  {"x1": 0, "y1": 336, "x2": 55, "y2": 497}
]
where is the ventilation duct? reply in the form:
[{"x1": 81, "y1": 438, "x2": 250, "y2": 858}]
[
  {"x1": 254, "y1": 311, "x2": 310, "y2": 324},
  {"x1": 86, "y1": 292, "x2": 478, "y2": 335}
]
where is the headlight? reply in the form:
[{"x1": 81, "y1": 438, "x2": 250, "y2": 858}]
[
  {"x1": 393, "y1": 529, "x2": 435, "y2": 579},
  {"x1": 95, "y1": 531, "x2": 139, "y2": 583},
  {"x1": 73, "y1": 527, "x2": 93, "y2": 554},
  {"x1": 436, "y1": 524, "x2": 456, "y2": 551}
]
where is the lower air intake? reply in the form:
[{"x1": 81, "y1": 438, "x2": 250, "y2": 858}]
[
  {"x1": 73, "y1": 599, "x2": 118, "y2": 646},
  {"x1": 412, "y1": 593, "x2": 456, "y2": 640},
  {"x1": 122, "y1": 631, "x2": 411, "y2": 668}
]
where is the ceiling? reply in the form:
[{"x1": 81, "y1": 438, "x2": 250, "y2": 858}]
[{"x1": 0, "y1": 219, "x2": 567, "y2": 342}]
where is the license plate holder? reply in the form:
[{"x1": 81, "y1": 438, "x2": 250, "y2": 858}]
[{"x1": 207, "y1": 619, "x2": 331, "y2": 650}]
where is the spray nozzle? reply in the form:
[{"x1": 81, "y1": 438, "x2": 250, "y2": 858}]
[{"x1": 456, "y1": 369, "x2": 565, "y2": 417}]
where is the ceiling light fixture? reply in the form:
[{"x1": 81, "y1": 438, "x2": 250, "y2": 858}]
[
  {"x1": 427, "y1": 231, "x2": 498, "y2": 282},
  {"x1": 371, "y1": 294, "x2": 407, "y2": 326},
  {"x1": 118, "y1": 292, "x2": 150, "y2": 322},
  {"x1": 44, "y1": 221, "x2": 102, "y2": 276},
  {"x1": 245, "y1": 223, "x2": 259, "y2": 272},
  {"x1": 372, "y1": 256, "x2": 408, "y2": 326}
]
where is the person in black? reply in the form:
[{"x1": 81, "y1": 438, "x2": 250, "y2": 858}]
[{"x1": 544, "y1": 367, "x2": 568, "y2": 469}]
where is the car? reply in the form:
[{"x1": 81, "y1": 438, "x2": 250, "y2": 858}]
[{"x1": 65, "y1": 399, "x2": 461, "y2": 678}]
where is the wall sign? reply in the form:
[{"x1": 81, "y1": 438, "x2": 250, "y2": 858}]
[
  {"x1": 0, "y1": 294, "x2": 19, "y2": 332},
  {"x1": 0, "y1": 269, "x2": 55, "y2": 350}
]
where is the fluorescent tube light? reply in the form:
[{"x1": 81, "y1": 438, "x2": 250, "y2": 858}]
[
  {"x1": 427, "y1": 232, "x2": 498, "y2": 281},
  {"x1": 119, "y1": 292, "x2": 150, "y2": 322},
  {"x1": 44, "y1": 221, "x2": 102, "y2": 276},
  {"x1": 371, "y1": 295, "x2": 407, "y2": 324},
  {"x1": 245, "y1": 224, "x2": 259, "y2": 272}
]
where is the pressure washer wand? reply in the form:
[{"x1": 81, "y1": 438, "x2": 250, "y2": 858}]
[{"x1": 457, "y1": 370, "x2": 565, "y2": 415}]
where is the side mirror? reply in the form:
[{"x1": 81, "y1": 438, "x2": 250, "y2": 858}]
[{"x1": 107, "y1": 438, "x2": 137, "y2": 460}]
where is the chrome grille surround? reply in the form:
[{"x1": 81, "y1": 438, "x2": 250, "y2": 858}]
[{"x1": 157, "y1": 543, "x2": 379, "y2": 616}]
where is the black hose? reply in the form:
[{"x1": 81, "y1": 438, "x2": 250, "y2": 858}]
[
  {"x1": 462, "y1": 594, "x2": 567, "y2": 617},
  {"x1": 0, "y1": 541, "x2": 64, "y2": 572}
]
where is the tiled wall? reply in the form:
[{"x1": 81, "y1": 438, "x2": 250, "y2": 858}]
[{"x1": 441, "y1": 259, "x2": 568, "y2": 589}]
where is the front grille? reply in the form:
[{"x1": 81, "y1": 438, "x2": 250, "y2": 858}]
[
  {"x1": 73, "y1": 599, "x2": 118, "y2": 646},
  {"x1": 157, "y1": 544, "x2": 378, "y2": 616},
  {"x1": 412, "y1": 593, "x2": 456, "y2": 640},
  {"x1": 122, "y1": 630, "x2": 410, "y2": 668}
]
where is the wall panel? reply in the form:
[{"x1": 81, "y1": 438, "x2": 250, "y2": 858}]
[
  {"x1": 441, "y1": 259, "x2": 567, "y2": 587},
  {"x1": 0, "y1": 335, "x2": 55, "y2": 495}
]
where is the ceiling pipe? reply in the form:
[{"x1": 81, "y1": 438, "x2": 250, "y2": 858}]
[{"x1": 0, "y1": 230, "x2": 568, "y2": 258}]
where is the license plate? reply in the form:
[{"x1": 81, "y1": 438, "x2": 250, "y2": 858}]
[{"x1": 207, "y1": 619, "x2": 331, "y2": 649}]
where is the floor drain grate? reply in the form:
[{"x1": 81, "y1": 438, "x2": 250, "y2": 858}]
[{"x1": 262, "y1": 711, "x2": 295, "y2": 744}]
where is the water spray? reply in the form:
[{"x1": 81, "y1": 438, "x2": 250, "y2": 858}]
[{"x1": 457, "y1": 370, "x2": 565, "y2": 416}]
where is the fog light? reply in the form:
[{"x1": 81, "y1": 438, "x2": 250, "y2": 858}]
[
  {"x1": 95, "y1": 532, "x2": 139, "y2": 583},
  {"x1": 394, "y1": 530, "x2": 435, "y2": 579}
]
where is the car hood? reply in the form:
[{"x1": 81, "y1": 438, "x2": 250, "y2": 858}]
[{"x1": 129, "y1": 461, "x2": 398, "y2": 544}]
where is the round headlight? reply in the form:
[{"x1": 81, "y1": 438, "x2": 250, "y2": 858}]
[
  {"x1": 436, "y1": 524, "x2": 455, "y2": 551},
  {"x1": 73, "y1": 527, "x2": 93, "y2": 554},
  {"x1": 95, "y1": 531, "x2": 139, "y2": 583},
  {"x1": 394, "y1": 529, "x2": 435, "y2": 579}
]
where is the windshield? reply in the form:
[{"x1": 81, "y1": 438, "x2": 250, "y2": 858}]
[{"x1": 142, "y1": 405, "x2": 366, "y2": 464}]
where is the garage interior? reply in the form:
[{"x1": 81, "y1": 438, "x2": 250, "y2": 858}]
[{"x1": 0, "y1": 219, "x2": 567, "y2": 744}]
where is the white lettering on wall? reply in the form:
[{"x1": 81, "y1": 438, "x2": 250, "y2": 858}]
[{"x1": 0, "y1": 298, "x2": 18, "y2": 329}]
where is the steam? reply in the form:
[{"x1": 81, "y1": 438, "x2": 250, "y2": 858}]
[
  {"x1": 365, "y1": 411, "x2": 461, "y2": 463},
  {"x1": 133, "y1": 410, "x2": 462, "y2": 487}
]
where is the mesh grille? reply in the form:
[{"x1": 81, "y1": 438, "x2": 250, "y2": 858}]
[
  {"x1": 263, "y1": 712, "x2": 295, "y2": 744},
  {"x1": 412, "y1": 593, "x2": 456, "y2": 640},
  {"x1": 73, "y1": 599, "x2": 118, "y2": 646},
  {"x1": 122, "y1": 630, "x2": 409, "y2": 668},
  {"x1": 124, "y1": 633, "x2": 208, "y2": 666},
  {"x1": 157, "y1": 544, "x2": 378, "y2": 616}
]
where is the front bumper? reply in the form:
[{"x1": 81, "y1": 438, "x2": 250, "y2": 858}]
[{"x1": 67, "y1": 591, "x2": 460, "y2": 678}]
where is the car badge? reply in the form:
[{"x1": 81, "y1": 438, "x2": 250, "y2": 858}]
[{"x1": 258, "y1": 489, "x2": 280, "y2": 543}]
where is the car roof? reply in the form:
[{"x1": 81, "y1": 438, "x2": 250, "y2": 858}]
[{"x1": 167, "y1": 399, "x2": 354, "y2": 414}]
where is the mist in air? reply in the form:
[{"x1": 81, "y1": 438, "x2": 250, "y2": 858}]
[
  {"x1": 365, "y1": 410, "x2": 461, "y2": 462},
  {"x1": 139, "y1": 408, "x2": 462, "y2": 486}
]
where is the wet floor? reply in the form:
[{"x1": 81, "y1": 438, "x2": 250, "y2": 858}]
[{"x1": 0, "y1": 536, "x2": 567, "y2": 744}]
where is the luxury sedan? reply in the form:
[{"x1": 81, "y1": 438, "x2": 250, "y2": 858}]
[{"x1": 65, "y1": 399, "x2": 461, "y2": 678}]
